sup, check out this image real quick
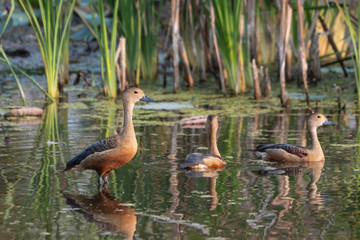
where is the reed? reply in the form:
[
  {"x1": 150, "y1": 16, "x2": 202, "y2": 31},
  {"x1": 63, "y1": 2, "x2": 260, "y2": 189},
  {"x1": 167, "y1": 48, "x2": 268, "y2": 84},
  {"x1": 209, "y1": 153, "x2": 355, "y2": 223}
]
[
  {"x1": 0, "y1": 0, "x2": 27, "y2": 105},
  {"x1": 18, "y1": 0, "x2": 75, "y2": 99},
  {"x1": 0, "y1": 46, "x2": 27, "y2": 105},
  {"x1": 140, "y1": 0, "x2": 161, "y2": 80},
  {"x1": 107, "y1": 0, "x2": 141, "y2": 86},
  {"x1": 90, "y1": 0, "x2": 119, "y2": 98},
  {"x1": 211, "y1": 0, "x2": 252, "y2": 95},
  {"x1": 335, "y1": 1, "x2": 360, "y2": 107}
]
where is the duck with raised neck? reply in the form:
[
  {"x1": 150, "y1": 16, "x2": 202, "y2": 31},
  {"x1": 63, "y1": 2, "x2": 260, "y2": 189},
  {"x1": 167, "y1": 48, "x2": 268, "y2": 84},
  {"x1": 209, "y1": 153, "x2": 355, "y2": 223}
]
[
  {"x1": 62, "y1": 87, "x2": 155, "y2": 187},
  {"x1": 180, "y1": 115, "x2": 226, "y2": 169},
  {"x1": 256, "y1": 113, "x2": 336, "y2": 162}
]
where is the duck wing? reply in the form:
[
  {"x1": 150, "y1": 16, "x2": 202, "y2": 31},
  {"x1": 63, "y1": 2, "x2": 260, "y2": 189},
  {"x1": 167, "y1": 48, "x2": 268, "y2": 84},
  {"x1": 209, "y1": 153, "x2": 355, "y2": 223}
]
[
  {"x1": 63, "y1": 135, "x2": 119, "y2": 171},
  {"x1": 257, "y1": 143, "x2": 308, "y2": 158}
]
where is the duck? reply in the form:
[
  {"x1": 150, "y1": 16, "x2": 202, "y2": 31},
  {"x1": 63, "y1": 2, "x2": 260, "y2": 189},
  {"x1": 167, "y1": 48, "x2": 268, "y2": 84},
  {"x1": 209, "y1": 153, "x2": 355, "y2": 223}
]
[
  {"x1": 62, "y1": 87, "x2": 154, "y2": 186},
  {"x1": 256, "y1": 113, "x2": 336, "y2": 162},
  {"x1": 180, "y1": 115, "x2": 226, "y2": 169}
]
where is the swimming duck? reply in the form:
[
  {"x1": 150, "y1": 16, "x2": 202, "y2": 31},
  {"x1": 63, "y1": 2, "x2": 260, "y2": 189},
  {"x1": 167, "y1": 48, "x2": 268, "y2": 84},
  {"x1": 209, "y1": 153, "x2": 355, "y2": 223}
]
[
  {"x1": 180, "y1": 115, "x2": 226, "y2": 169},
  {"x1": 62, "y1": 87, "x2": 155, "y2": 186},
  {"x1": 256, "y1": 113, "x2": 336, "y2": 162}
]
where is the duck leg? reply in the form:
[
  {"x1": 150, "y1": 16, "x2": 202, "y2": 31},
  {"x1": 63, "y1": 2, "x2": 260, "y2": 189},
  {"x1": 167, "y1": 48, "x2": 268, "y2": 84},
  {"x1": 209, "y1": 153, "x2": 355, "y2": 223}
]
[
  {"x1": 103, "y1": 171, "x2": 110, "y2": 187},
  {"x1": 98, "y1": 176, "x2": 103, "y2": 186}
]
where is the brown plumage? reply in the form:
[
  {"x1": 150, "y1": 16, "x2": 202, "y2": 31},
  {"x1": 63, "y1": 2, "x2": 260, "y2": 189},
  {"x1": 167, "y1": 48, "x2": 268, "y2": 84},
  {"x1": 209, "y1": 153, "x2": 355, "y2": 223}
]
[
  {"x1": 180, "y1": 115, "x2": 226, "y2": 169},
  {"x1": 256, "y1": 113, "x2": 336, "y2": 162},
  {"x1": 63, "y1": 87, "x2": 154, "y2": 186}
]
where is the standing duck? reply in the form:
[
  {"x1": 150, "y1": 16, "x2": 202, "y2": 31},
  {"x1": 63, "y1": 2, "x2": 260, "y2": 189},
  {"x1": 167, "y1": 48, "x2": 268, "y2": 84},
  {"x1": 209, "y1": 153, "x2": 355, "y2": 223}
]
[
  {"x1": 180, "y1": 115, "x2": 226, "y2": 169},
  {"x1": 256, "y1": 113, "x2": 336, "y2": 162},
  {"x1": 62, "y1": 87, "x2": 154, "y2": 186}
]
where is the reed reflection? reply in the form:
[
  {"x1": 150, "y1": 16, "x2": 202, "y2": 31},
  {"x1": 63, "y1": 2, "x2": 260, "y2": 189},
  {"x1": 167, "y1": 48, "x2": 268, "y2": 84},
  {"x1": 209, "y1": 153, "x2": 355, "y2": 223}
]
[{"x1": 62, "y1": 188, "x2": 137, "y2": 239}]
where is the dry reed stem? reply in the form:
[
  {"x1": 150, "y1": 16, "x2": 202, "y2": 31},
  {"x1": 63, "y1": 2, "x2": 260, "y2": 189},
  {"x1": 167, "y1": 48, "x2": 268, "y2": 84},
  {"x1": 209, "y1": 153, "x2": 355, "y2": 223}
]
[
  {"x1": 296, "y1": 0, "x2": 310, "y2": 106},
  {"x1": 252, "y1": 59, "x2": 261, "y2": 100},
  {"x1": 210, "y1": 0, "x2": 226, "y2": 95},
  {"x1": 172, "y1": 0, "x2": 180, "y2": 92},
  {"x1": 179, "y1": 38, "x2": 194, "y2": 87},
  {"x1": 279, "y1": 0, "x2": 292, "y2": 107},
  {"x1": 318, "y1": 15, "x2": 348, "y2": 77}
]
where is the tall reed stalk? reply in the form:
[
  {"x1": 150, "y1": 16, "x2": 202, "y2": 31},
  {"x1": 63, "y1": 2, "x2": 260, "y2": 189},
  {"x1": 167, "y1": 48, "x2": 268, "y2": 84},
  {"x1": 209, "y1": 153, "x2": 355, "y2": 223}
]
[
  {"x1": 140, "y1": 0, "x2": 161, "y2": 80},
  {"x1": 0, "y1": 0, "x2": 27, "y2": 105},
  {"x1": 18, "y1": 0, "x2": 75, "y2": 98},
  {"x1": 109, "y1": 0, "x2": 142, "y2": 86},
  {"x1": 335, "y1": 1, "x2": 360, "y2": 107},
  {"x1": 210, "y1": 0, "x2": 251, "y2": 95},
  {"x1": 90, "y1": 0, "x2": 119, "y2": 98}
]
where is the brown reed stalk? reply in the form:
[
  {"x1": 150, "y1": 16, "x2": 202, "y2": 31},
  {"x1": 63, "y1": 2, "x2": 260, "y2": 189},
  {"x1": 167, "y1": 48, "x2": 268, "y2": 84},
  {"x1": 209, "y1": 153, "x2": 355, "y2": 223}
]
[{"x1": 296, "y1": 0, "x2": 310, "y2": 106}]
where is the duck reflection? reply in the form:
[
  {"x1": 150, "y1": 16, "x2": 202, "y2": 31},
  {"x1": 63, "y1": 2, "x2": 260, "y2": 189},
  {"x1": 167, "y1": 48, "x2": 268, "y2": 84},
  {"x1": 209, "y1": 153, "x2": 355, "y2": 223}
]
[
  {"x1": 257, "y1": 160, "x2": 325, "y2": 238},
  {"x1": 62, "y1": 188, "x2": 136, "y2": 239},
  {"x1": 186, "y1": 169, "x2": 222, "y2": 210}
]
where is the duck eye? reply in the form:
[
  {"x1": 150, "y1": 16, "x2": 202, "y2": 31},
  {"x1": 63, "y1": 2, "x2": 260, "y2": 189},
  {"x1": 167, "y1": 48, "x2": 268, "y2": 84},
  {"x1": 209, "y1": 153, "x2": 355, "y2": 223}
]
[
  {"x1": 134, "y1": 91, "x2": 138, "y2": 94},
  {"x1": 317, "y1": 115, "x2": 321, "y2": 118}
]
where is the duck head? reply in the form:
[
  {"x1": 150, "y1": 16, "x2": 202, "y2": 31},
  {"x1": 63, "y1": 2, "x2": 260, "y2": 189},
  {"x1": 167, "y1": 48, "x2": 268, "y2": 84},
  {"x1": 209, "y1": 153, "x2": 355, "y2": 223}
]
[
  {"x1": 307, "y1": 113, "x2": 337, "y2": 130},
  {"x1": 122, "y1": 87, "x2": 155, "y2": 104}
]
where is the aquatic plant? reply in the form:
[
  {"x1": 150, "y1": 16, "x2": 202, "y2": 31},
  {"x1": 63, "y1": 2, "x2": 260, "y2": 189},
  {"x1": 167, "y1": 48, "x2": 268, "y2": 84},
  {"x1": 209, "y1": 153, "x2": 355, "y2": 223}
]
[
  {"x1": 0, "y1": 0, "x2": 27, "y2": 105},
  {"x1": 18, "y1": 0, "x2": 75, "y2": 98},
  {"x1": 0, "y1": 46, "x2": 27, "y2": 105},
  {"x1": 335, "y1": 1, "x2": 360, "y2": 107},
  {"x1": 210, "y1": 0, "x2": 252, "y2": 95},
  {"x1": 106, "y1": 0, "x2": 141, "y2": 87},
  {"x1": 89, "y1": 0, "x2": 119, "y2": 98},
  {"x1": 140, "y1": 0, "x2": 162, "y2": 80}
]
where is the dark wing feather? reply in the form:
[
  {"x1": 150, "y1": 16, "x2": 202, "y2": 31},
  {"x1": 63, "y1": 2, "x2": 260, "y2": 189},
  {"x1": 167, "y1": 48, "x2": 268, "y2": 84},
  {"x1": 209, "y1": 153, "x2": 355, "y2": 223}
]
[
  {"x1": 257, "y1": 143, "x2": 308, "y2": 158},
  {"x1": 64, "y1": 135, "x2": 119, "y2": 171}
]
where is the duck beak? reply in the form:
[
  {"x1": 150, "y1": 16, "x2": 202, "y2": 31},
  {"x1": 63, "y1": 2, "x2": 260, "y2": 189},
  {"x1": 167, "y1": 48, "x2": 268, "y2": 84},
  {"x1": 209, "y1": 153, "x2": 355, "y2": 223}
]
[
  {"x1": 140, "y1": 94, "x2": 155, "y2": 102},
  {"x1": 323, "y1": 120, "x2": 337, "y2": 126}
]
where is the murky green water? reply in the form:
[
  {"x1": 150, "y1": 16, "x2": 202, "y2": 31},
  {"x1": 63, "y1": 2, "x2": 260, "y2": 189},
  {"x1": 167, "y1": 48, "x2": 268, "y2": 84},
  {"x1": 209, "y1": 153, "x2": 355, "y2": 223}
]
[{"x1": 1, "y1": 89, "x2": 360, "y2": 239}]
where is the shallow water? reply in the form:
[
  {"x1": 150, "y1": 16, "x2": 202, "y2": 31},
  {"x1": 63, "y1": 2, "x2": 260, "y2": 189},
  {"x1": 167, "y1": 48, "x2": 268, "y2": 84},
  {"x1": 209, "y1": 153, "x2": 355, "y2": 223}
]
[{"x1": 0, "y1": 93, "x2": 359, "y2": 239}]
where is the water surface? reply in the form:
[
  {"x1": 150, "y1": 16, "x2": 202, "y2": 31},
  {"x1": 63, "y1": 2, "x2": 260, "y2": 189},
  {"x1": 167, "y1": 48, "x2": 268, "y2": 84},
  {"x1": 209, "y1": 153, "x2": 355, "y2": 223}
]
[{"x1": 0, "y1": 92, "x2": 359, "y2": 239}]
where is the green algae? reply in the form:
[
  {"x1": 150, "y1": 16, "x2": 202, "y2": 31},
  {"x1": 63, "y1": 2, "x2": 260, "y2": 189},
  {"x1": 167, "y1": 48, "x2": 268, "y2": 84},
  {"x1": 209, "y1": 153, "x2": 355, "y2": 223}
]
[
  {"x1": 60, "y1": 102, "x2": 89, "y2": 110},
  {"x1": 330, "y1": 143, "x2": 360, "y2": 149}
]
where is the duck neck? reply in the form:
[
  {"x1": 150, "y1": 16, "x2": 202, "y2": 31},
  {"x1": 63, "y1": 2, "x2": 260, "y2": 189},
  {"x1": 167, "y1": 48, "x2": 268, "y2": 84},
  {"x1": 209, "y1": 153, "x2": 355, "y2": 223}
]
[
  {"x1": 308, "y1": 126, "x2": 323, "y2": 155},
  {"x1": 121, "y1": 101, "x2": 136, "y2": 138},
  {"x1": 208, "y1": 132, "x2": 221, "y2": 157}
]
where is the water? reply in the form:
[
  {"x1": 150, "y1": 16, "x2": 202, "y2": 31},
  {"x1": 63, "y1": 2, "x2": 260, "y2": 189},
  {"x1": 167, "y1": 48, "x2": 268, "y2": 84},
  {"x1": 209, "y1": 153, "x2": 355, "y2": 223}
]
[{"x1": 0, "y1": 94, "x2": 359, "y2": 239}]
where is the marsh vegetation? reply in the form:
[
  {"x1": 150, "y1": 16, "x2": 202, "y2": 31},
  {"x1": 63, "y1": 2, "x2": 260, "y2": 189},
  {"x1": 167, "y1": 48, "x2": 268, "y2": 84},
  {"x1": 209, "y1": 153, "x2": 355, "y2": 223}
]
[{"x1": 0, "y1": 0, "x2": 360, "y2": 239}]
